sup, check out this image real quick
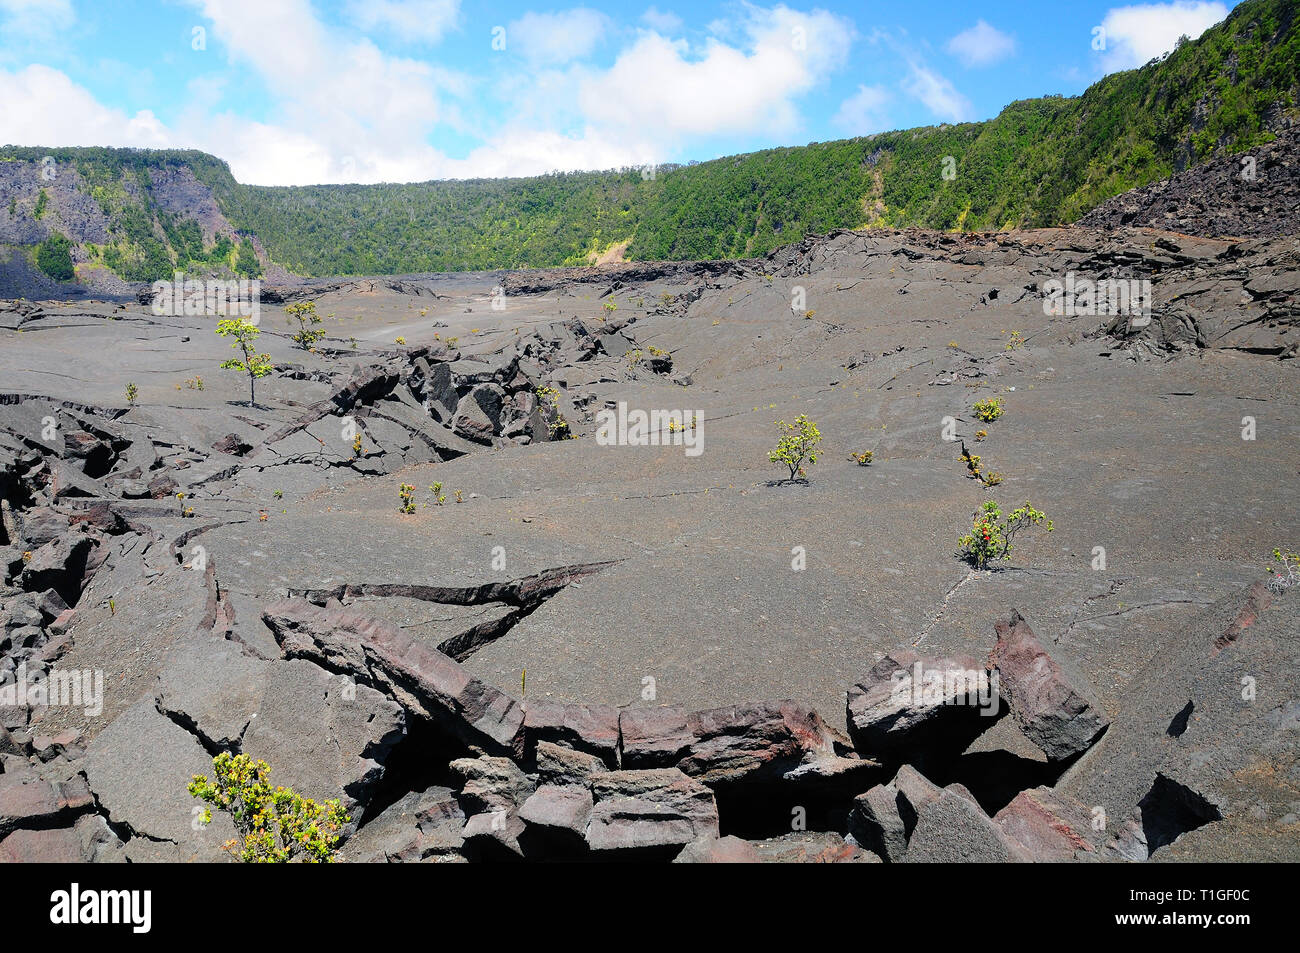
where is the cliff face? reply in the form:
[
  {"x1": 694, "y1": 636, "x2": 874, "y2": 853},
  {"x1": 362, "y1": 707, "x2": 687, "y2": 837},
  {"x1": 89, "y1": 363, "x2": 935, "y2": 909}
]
[
  {"x1": 0, "y1": 159, "x2": 114, "y2": 246},
  {"x1": 0, "y1": 152, "x2": 262, "y2": 294}
]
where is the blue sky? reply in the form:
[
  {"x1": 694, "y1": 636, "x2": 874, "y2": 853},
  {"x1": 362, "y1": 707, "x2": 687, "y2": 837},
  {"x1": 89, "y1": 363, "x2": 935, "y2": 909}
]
[{"x1": 0, "y1": 0, "x2": 1236, "y2": 184}]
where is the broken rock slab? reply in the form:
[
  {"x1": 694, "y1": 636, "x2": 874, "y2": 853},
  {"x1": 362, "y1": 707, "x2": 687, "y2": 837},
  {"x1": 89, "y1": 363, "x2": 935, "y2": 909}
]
[
  {"x1": 846, "y1": 650, "x2": 1001, "y2": 761},
  {"x1": 85, "y1": 698, "x2": 236, "y2": 861},
  {"x1": 903, "y1": 788, "x2": 1028, "y2": 863},
  {"x1": 672, "y1": 834, "x2": 760, "y2": 863},
  {"x1": 992, "y1": 786, "x2": 1105, "y2": 861},
  {"x1": 342, "y1": 785, "x2": 466, "y2": 863},
  {"x1": 263, "y1": 597, "x2": 525, "y2": 757},
  {"x1": 154, "y1": 631, "x2": 269, "y2": 750},
  {"x1": 518, "y1": 783, "x2": 593, "y2": 854},
  {"x1": 677, "y1": 700, "x2": 838, "y2": 786},
  {"x1": 586, "y1": 768, "x2": 719, "y2": 856},
  {"x1": 992, "y1": 610, "x2": 1108, "y2": 762},
  {"x1": 534, "y1": 739, "x2": 609, "y2": 785},
  {"x1": 750, "y1": 831, "x2": 879, "y2": 863},
  {"x1": 0, "y1": 770, "x2": 93, "y2": 838},
  {"x1": 523, "y1": 700, "x2": 620, "y2": 768},
  {"x1": 240, "y1": 658, "x2": 406, "y2": 819},
  {"x1": 618, "y1": 705, "x2": 694, "y2": 768}
]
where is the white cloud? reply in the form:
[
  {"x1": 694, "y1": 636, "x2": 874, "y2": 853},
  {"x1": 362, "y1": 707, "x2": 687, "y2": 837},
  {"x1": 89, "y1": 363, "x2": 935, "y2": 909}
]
[
  {"x1": 579, "y1": 4, "x2": 854, "y2": 146},
  {"x1": 447, "y1": 127, "x2": 649, "y2": 179},
  {"x1": 832, "y1": 84, "x2": 890, "y2": 134},
  {"x1": 507, "y1": 9, "x2": 610, "y2": 65},
  {"x1": 0, "y1": 0, "x2": 73, "y2": 39},
  {"x1": 902, "y1": 62, "x2": 972, "y2": 122},
  {"x1": 640, "y1": 6, "x2": 683, "y2": 34},
  {"x1": 176, "y1": 0, "x2": 462, "y2": 182},
  {"x1": 946, "y1": 20, "x2": 1016, "y2": 67},
  {"x1": 0, "y1": 0, "x2": 865, "y2": 183},
  {"x1": 0, "y1": 65, "x2": 170, "y2": 148},
  {"x1": 345, "y1": 0, "x2": 460, "y2": 44},
  {"x1": 1097, "y1": 1, "x2": 1227, "y2": 71}
]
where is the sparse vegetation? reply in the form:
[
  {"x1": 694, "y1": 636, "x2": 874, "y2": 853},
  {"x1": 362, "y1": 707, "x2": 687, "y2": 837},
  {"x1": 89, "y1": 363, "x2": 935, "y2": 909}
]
[
  {"x1": 769, "y1": 415, "x2": 822, "y2": 481},
  {"x1": 188, "y1": 752, "x2": 348, "y2": 863},
  {"x1": 216, "y1": 318, "x2": 273, "y2": 406},
  {"x1": 973, "y1": 397, "x2": 1004, "y2": 422},
  {"x1": 960, "y1": 442, "x2": 1003, "y2": 486},
  {"x1": 1266, "y1": 548, "x2": 1300, "y2": 592},
  {"x1": 124, "y1": 382, "x2": 138, "y2": 406},
  {"x1": 850, "y1": 450, "x2": 873, "y2": 465},
  {"x1": 399, "y1": 483, "x2": 416, "y2": 513},
  {"x1": 285, "y1": 301, "x2": 325, "y2": 350},
  {"x1": 958, "y1": 500, "x2": 1053, "y2": 569}
]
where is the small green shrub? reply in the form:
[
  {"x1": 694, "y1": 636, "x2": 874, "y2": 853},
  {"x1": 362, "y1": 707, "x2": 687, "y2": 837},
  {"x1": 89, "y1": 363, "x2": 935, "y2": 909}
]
[
  {"x1": 958, "y1": 500, "x2": 1052, "y2": 569},
  {"x1": 285, "y1": 300, "x2": 325, "y2": 350},
  {"x1": 188, "y1": 752, "x2": 348, "y2": 863},
  {"x1": 769, "y1": 415, "x2": 822, "y2": 481},
  {"x1": 973, "y1": 397, "x2": 1004, "y2": 422},
  {"x1": 216, "y1": 318, "x2": 273, "y2": 405},
  {"x1": 1267, "y1": 548, "x2": 1300, "y2": 593},
  {"x1": 35, "y1": 231, "x2": 75, "y2": 280}
]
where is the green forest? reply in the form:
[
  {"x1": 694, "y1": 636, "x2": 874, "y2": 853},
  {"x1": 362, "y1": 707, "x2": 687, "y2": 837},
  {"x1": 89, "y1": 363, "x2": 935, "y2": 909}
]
[{"x1": 3, "y1": 0, "x2": 1297, "y2": 280}]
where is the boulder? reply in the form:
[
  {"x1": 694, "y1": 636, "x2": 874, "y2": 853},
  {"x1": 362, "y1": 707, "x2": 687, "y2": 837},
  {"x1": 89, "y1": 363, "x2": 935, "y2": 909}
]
[
  {"x1": 146, "y1": 472, "x2": 179, "y2": 499},
  {"x1": 342, "y1": 785, "x2": 466, "y2": 863},
  {"x1": 672, "y1": 834, "x2": 760, "y2": 863},
  {"x1": 518, "y1": 784, "x2": 593, "y2": 853},
  {"x1": 461, "y1": 809, "x2": 527, "y2": 860},
  {"x1": 450, "y1": 755, "x2": 536, "y2": 816},
  {"x1": 993, "y1": 786, "x2": 1104, "y2": 861},
  {"x1": 586, "y1": 768, "x2": 719, "y2": 855},
  {"x1": 17, "y1": 507, "x2": 67, "y2": 549},
  {"x1": 991, "y1": 610, "x2": 1108, "y2": 762},
  {"x1": 903, "y1": 789, "x2": 1027, "y2": 862},
  {"x1": 619, "y1": 705, "x2": 694, "y2": 768},
  {"x1": 678, "y1": 700, "x2": 837, "y2": 785},
  {"x1": 452, "y1": 383, "x2": 506, "y2": 442},
  {"x1": 847, "y1": 782, "x2": 909, "y2": 862},
  {"x1": 846, "y1": 650, "x2": 1000, "y2": 759},
  {"x1": 523, "y1": 700, "x2": 620, "y2": 768},
  {"x1": 240, "y1": 658, "x2": 406, "y2": 817},
  {"x1": 211, "y1": 433, "x2": 253, "y2": 456},
  {"x1": 63, "y1": 431, "x2": 114, "y2": 476},
  {"x1": 534, "y1": 739, "x2": 609, "y2": 785},
  {"x1": 20, "y1": 532, "x2": 102, "y2": 607}
]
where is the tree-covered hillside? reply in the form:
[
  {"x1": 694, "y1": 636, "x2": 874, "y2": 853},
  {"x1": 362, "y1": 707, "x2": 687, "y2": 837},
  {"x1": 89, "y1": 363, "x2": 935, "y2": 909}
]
[{"x1": 3, "y1": 0, "x2": 1297, "y2": 279}]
